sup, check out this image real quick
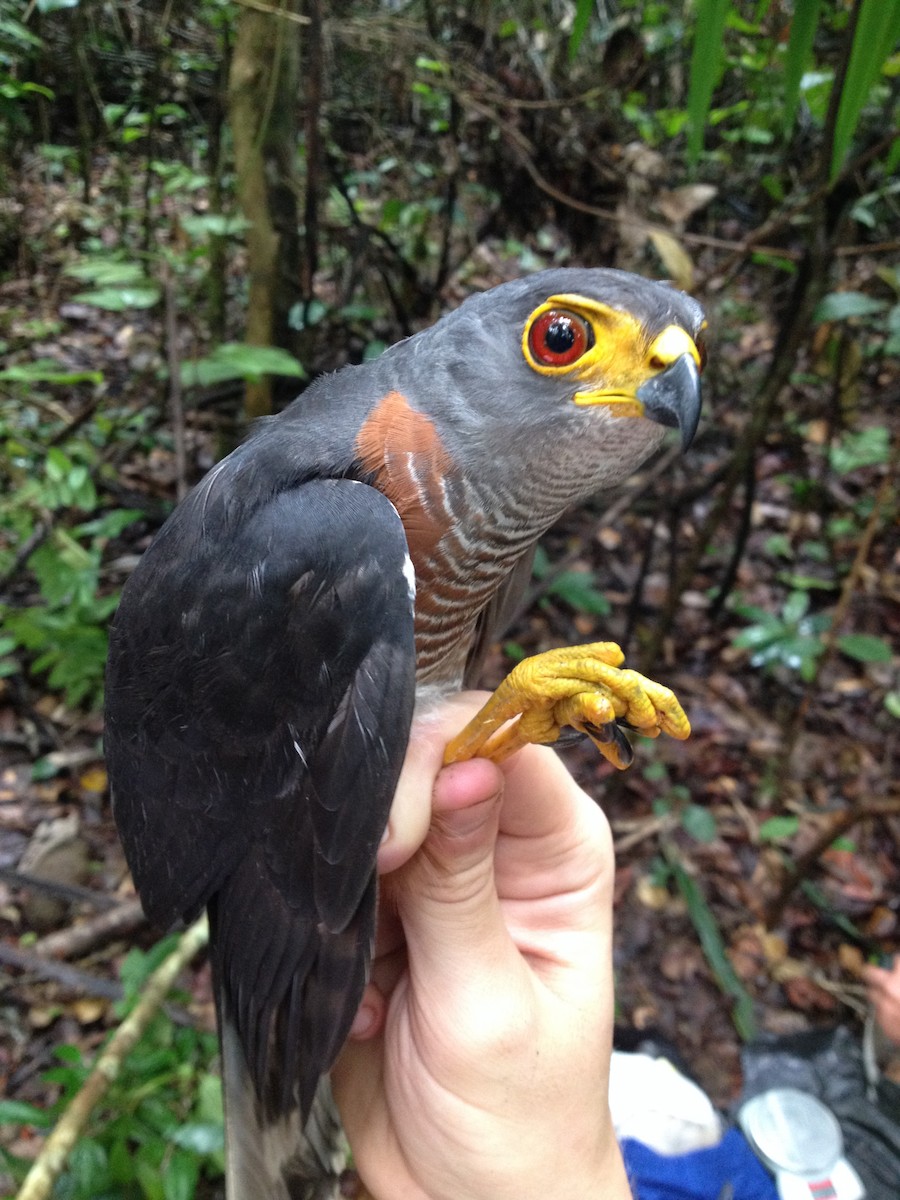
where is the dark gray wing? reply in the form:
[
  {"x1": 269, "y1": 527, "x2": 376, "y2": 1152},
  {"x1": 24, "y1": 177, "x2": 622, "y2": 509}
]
[{"x1": 105, "y1": 476, "x2": 416, "y2": 1121}]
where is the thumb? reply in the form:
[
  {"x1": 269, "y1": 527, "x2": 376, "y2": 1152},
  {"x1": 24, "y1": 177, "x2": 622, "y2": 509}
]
[{"x1": 396, "y1": 757, "x2": 514, "y2": 986}]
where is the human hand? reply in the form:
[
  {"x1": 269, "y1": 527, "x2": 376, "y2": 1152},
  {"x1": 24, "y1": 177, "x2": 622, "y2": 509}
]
[
  {"x1": 864, "y1": 957, "x2": 900, "y2": 1046},
  {"x1": 331, "y1": 694, "x2": 631, "y2": 1200}
]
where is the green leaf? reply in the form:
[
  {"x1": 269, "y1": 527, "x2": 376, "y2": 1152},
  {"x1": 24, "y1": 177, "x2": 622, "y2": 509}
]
[
  {"x1": 179, "y1": 213, "x2": 250, "y2": 240},
  {"x1": 72, "y1": 286, "x2": 161, "y2": 311},
  {"x1": 547, "y1": 569, "x2": 610, "y2": 617},
  {"x1": 0, "y1": 360, "x2": 103, "y2": 385},
  {"x1": 885, "y1": 690, "x2": 900, "y2": 719},
  {"x1": 569, "y1": 0, "x2": 594, "y2": 60},
  {"x1": 170, "y1": 1122, "x2": 224, "y2": 1154},
  {"x1": 782, "y1": 590, "x2": 810, "y2": 625},
  {"x1": 681, "y1": 805, "x2": 718, "y2": 844},
  {"x1": 758, "y1": 815, "x2": 800, "y2": 842},
  {"x1": 831, "y1": 0, "x2": 900, "y2": 182},
  {"x1": 837, "y1": 633, "x2": 893, "y2": 663},
  {"x1": 180, "y1": 344, "x2": 306, "y2": 388},
  {"x1": 670, "y1": 856, "x2": 756, "y2": 1041},
  {"x1": 64, "y1": 259, "x2": 147, "y2": 285},
  {"x1": 0, "y1": 1099, "x2": 53, "y2": 1127},
  {"x1": 814, "y1": 291, "x2": 888, "y2": 322},
  {"x1": 163, "y1": 1149, "x2": 200, "y2": 1200},
  {"x1": 829, "y1": 425, "x2": 890, "y2": 474},
  {"x1": 783, "y1": 0, "x2": 822, "y2": 134},
  {"x1": 686, "y1": 0, "x2": 731, "y2": 166}
]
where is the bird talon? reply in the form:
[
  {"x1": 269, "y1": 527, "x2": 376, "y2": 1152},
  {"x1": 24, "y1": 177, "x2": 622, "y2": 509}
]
[{"x1": 443, "y1": 641, "x2": 690, "y2": 768}]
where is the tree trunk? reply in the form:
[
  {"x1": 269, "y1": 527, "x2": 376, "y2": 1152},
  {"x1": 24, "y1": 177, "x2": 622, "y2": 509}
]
[{"x1": 228, "y1": 1, "x2": 303, "y2": 420}]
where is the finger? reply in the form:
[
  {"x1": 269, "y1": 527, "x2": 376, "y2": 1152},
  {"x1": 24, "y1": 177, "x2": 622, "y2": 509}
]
[
  {"x1": 378, "y1": 692, "x2": 492, "y2": 875},
  {"x1": 494, "y1": 744, "x2": 615, "y2": 906},
  {"x1": 863, "y1": 964, "x2": 889, "y2": 988},
  {"x1": 348, "y1": 982, "x2": 387, "y2": 1041},
  {"x1": 396, "y1": 757, "x2": 524, "y2": 997}
]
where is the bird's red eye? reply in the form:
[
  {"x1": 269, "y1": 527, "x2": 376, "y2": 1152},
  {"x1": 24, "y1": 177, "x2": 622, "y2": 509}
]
[{"x1": 528, "y1": 310, "x2": 593, "y2": 367}]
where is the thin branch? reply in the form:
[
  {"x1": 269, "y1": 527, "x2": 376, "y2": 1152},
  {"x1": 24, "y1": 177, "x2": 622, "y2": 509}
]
[
  {"x1": 765, "y1": 798, "x2": 900, "y2": 927},
  {"x1": 232, "y1": 0, "x2": 310, "y2": 23},
  {"x1": 0, "y1": 942, "x2": 122, "y2": 1001},
  {"x1": 33, "y1": 898, "x2": 148, "y2": 960},
  {"x1": 0, "y1": 867, "x2": 119, "y2": 911},
  {"x1": 15, "y1": 917, "x2": 209, "y2": 1200}
]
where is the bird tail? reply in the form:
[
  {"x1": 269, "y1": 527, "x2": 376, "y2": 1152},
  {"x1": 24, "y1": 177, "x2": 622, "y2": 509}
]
[{"x1": 221, "y1": 1006, "x2": 347, "y2": 1200}]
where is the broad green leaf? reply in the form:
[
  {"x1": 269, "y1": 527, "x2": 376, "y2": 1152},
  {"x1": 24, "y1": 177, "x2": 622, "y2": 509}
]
[
  {"x1": 64, "y1": 259, "x2": 147, "y2": 285},
  {"x1": 814, "y1": 291, "x2": 888, "y2": 322},
  {"x1": 681, "y1": 805, "x2": 718, "y2": 844},
  {"x1": 837, "y1": 633, "x2": 893, "y2": 663},
  {"x1": 829, "y1": 425, "x2": 890, "y2": 474},
  {"x1": 782, "y1": 590, "x2": 810, "y2": 624},
  {"x1": 73, "y1": 286, "x2": 160, "y2": 311},
  {"x1": 36, "y1": 0, "x2": 80, "y2": 10},
  {"x1": 170, "y1": 1122, "x2": 225, "y2": 1154},
  {"x1": 831, "y1": 0, "x2": 900, "y2": 182},
  {"x1": 686, "y1": 0, "x2": 731, "y2": 166},
  {"x1": 885, "y1": 690, "x2": 900, "y2": 719},
  {"x1": 783, "y1": 0, "x2": 822, "y2": 134},
  {"x1": 758, "y1": 815, "x2": 800, "y2": 842},
  {"x1": 179, "y1": 213, "x2": 250, "y2": 240},
  {"x1": 163, "y1": 1149, "x2": 200, "y2": 1200},
  {"x1": 547, "y1": 570, "x2": 611, "y2": 617},
  {"x1": 181, "y1": 343, "x2": 306, "y2": 388},
  {"x1": 0, "y1": 1099, "x2": 53, "y2": 1126}
]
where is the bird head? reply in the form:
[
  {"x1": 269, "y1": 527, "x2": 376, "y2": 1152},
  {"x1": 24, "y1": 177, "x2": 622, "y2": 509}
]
[{"x1": 388, "y1": 268, "x2": 706, "y2": 505}]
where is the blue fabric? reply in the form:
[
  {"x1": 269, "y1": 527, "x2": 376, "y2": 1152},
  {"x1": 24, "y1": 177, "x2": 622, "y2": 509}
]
[{"x1": 621, "y1": 1127, "x2": 779, "y2": 1200}]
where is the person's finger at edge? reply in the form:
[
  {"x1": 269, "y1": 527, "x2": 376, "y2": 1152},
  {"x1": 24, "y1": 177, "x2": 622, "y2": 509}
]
[
  {"x1": 378, "y1": 692, "x2": 492, "y2": 875},
  {"x1": 396, "y1": 757, "x2": 521, "y2": 986}
]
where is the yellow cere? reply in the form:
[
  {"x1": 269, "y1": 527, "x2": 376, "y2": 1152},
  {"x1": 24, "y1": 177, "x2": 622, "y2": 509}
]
[{"x1": 521, "y1": 293, "x2": 700, "y2": 417}]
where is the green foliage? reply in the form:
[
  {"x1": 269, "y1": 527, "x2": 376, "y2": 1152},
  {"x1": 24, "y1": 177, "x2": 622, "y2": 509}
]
[
  {"x1": 830, "y1": 0, "x2": 900, "y2": 181},
  {"x1": 667, "y1": 853, "x2": 757, "y2": 1042},
  {"x1": 783, "y1": 0, "x2": 823, "y2": 133},
  {"x1": 732, "y1": 590, "x2": 830, "y2": 681},
  {"x1": 64, "y1": 258, "x2": 162, "y2": 313},
  {"x1": 674, "y1": 0, "x2": 899, "y2": 174},
  {"x1": 645, "y1": 759, "x2": 717, "y2": 844},
  {"x1": 0, "y1": 943, "x2": 224, "y2": 1198},
  {"x1": 0, "y1": 397, "x2": 148, "y2": 709},
  {"x1": 180, "y1": 343, "x2": 307, "y2": 388},
  {"x1": 828, "y1": 425, "x2": 890, "y2": 476},
  {"x1": 532, "y1": 545, "x2": 611, "y2": 618},
  {"x1": 686, "y1": 0, "x2": 730, "y2": 166},
  {"x1": 758, "y1": 815, "x2": 801, "y2": 843}
]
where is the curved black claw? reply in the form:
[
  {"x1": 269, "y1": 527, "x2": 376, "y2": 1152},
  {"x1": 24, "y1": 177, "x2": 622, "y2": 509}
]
[{"x1": 582, "y1": 720, "x2": 635, "y2": 768}]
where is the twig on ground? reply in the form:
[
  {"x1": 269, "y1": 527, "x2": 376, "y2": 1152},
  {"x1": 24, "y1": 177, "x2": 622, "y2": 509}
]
[
  {"x1": 0, "y1": 941, "x2": 122, "y2": 1000},
  {"x1": 0, "y1": 868, "x2": 119, "y2": 911},
  {"x1": 33, "y1": 898, "x2": 147, "y2": 960}
]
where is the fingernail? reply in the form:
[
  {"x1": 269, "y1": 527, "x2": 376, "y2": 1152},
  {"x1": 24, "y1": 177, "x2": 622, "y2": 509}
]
[{"x1": 350, "y1": 1002, "x2": 378, "y2": 1039}]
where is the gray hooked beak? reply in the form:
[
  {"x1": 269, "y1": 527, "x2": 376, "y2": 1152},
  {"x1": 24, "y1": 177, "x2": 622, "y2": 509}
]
[{"x1": 636, "y1": 353, "x2": 702, "y2": 450}]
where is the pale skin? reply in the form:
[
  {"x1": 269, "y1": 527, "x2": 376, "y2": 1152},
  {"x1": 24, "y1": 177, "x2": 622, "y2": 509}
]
[
  {"x1": 332, "y1": 694, "x2": 633, "y2": 1200},
  {"x1": 864, "y1": 958, "x2": 900, "y2": 1045}
]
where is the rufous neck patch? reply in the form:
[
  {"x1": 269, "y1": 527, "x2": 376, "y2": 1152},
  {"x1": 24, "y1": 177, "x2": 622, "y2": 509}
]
[{"x1": 355, "y1": 390, "x2": 455, "y2": 572}]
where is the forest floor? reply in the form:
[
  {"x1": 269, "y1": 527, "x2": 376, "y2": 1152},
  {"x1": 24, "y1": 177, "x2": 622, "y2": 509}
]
[{"x1": 1, "y1": 174, "x2": 898, "y2": 1188}]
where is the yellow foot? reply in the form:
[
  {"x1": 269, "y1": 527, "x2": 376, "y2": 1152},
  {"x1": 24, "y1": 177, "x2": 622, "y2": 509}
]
[{"x1": 443, "y1": 642, "x2": 690, "y2": 770}]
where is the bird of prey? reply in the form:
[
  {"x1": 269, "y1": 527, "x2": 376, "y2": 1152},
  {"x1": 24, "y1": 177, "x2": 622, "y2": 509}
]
[{"x1": 104, "y1": 268, "x2": 705, "y2": 1198}]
